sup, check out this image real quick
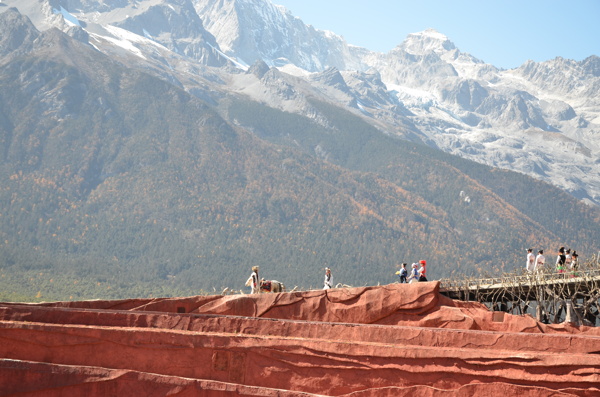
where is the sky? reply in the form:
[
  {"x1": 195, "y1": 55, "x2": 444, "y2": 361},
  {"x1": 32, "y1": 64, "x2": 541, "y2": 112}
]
[{"x1": 271, "y1": 0, "x2": 600, "y2": 70}]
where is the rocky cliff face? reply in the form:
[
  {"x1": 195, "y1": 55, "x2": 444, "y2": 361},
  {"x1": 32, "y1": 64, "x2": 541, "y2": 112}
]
[
  {"x1": 1, "y1": 283, "x2": 599, "y2": 395},
  {"x1": 2, "y1": 0, "x2": 599, "y2": 205}
]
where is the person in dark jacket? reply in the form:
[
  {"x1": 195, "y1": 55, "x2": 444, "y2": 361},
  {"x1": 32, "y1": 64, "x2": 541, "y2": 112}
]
[{"x1": 396, "y1": 263, "x2": 408, "y2": 283}]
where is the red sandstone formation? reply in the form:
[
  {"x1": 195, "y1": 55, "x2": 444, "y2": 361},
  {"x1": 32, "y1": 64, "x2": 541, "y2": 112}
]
[{"x1": 1, "y1": 281, "x2": 599, "y2": 396}]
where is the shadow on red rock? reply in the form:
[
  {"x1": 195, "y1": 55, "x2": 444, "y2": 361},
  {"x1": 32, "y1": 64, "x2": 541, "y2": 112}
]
[{"x1": 1, "y1": 282, "x2": 599, "y2": 396}]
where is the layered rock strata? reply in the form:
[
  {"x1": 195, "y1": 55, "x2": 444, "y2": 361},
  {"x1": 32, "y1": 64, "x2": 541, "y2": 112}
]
[{"x1": 1, "y1": 282, "x2": 599, "y2": 396}]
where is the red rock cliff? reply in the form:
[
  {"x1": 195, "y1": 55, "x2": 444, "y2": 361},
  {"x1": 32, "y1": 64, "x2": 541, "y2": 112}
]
[{"x1": 1, "y1": 282, "x2": 599, "y2": 396}]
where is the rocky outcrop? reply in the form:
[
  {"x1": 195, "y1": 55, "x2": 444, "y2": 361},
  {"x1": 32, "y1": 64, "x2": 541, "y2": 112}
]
[{"x1": 1, "y1": 282, "x2": 600, "y2": 396}]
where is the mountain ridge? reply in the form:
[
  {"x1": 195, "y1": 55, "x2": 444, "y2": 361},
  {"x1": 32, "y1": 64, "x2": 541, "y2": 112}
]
[
  {"x1": 0, "y1": 3, "x2": 599, "y2": 300},
  {"x1": 188, "y1": 0, "x2": 600, "y2": 206}
]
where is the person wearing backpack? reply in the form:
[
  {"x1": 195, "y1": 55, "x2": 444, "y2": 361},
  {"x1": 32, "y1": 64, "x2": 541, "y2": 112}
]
[{"x1": 396, "y1": 263, "x2": 408, "y2": 283}]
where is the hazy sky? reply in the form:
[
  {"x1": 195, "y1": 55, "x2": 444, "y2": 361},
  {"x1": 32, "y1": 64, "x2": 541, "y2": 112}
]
[{"x1": 272, "y1": 0, "x2": 600, "y2": 69}]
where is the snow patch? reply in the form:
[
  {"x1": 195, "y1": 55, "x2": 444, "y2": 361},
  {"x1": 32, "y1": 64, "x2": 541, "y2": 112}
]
[
  {"x1": 356, "y1": 101, "x2": 373, "y2": 116},
  {"x1": 101, "y1": 25, "x2": 149, "y2": 60},
  {"x1": 53, "y1": 6, "x2": 81, "y2": 27},
  {"x1": 277, "y1": 63, "x2": 310, "y2": 77},
  {"x1": 207, "y1": 43, "x2": 248, "y2": 70}
]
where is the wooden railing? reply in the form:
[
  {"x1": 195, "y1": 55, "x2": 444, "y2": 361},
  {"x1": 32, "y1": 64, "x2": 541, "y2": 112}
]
[{"x1": 439, "y1": 261, "x2": 600, "y2": 325}]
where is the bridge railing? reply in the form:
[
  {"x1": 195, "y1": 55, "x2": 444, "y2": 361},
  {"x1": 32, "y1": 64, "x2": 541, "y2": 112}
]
[
  {"x1": 439, "y1": 268, "x2": 600, "y2": 292},
  {"x1": 439, "y1": 262, "x2": 600, "y2": 325}
]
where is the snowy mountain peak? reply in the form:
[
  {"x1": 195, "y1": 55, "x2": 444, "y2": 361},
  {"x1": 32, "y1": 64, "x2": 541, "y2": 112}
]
[
  {"x1": 1, "y1": 0, "x2": 598, "y2": 206},
  {"x1": 193, "y1": 0, "x2": 369, "y2": 72},
  {"x1": 400, "y1": 28, "x2": 456, "y2": 56}
]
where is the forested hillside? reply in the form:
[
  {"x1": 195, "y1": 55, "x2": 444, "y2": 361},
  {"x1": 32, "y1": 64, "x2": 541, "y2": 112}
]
[{"x1": 1, "y1": 12, "x2": 598, "y2": 302}]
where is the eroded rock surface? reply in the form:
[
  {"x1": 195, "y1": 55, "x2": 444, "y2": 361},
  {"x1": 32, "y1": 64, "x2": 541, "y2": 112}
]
[{"x1": 1, "y1": 282, "x2": 599, "y2": 396}]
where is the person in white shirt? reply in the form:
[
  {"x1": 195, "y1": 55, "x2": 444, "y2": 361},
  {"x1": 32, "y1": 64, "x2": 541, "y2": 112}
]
[
  {"x1": 565, "y1": 249, "x2": 572, "y2": 269},
  {"x1": 526, "y1": 248, "x2": 535, "y2": 272},
  {"x1": 407, "y1": 263, "x2": 419, "y2": 283},
  {"x1": 323, "y1": 267, "x2": 333, "y2": 289},
  {"x1": 570, "y1": 251, "x2": 579, "y2": 276},
  {"x1": 245, "y1": 266, "x2": 260, "y2": 294},
  {"x1": 534, "y1": 250, "x2": 545, "y2": 272}
]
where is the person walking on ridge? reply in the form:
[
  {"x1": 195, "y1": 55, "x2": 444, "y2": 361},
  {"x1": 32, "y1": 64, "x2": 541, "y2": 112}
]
[
  {"x1": 396, "y1": 263, "x2": 408, "y2": 283},
  {"x1": 407, "y1": 263, "x2": 419, "y2": 283},
  {"x1": 323, "y1": 267, "x2": 333, "y2": 290},
  {"x1": 245, "y1": 266, "x2": 260, "y2": 294},
  {"x1": 418, "y1": 260, "x2": 428, "y2": 282}
]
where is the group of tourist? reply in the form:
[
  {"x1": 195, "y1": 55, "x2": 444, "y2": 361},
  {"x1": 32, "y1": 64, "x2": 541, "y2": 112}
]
[
  {"x1": 246, "y1": 260, "x2": 430, "y2": 294},
  {"x1": 246, "y1": 246, "x2": 583, "y2": 294},
  {"x1": 395, "y1": 260, "x2": 428, "y2": 283},
  {"x1": 245, "y1": 265, "x2": 336, "y2": 293},
  {"x1": 526, "y1": 247, "x2": 579, "y2": 274}
]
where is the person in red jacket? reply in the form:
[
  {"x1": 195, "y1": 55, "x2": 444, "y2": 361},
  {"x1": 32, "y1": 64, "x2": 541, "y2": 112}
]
[{"x1": 418, "y1": 260, "x2": 428, "y2": 282}]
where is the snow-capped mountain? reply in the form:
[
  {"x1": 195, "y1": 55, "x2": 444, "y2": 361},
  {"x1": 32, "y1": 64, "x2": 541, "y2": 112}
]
[
  {"x1": 0, "y1": 0, "x2": 227, "y2": 66},
  {"x1": 192, "y1": 0, "x2": 370, "y2": 71},
  {"x1": 194, "y1": 0, "x2": 600, "y2": 206},
  {"x1": 362, "y1": 29, "x2": 600, "y2": 206},
  {"x1": 1, "y1": 0, "x2": 598, "y2": 206}
]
